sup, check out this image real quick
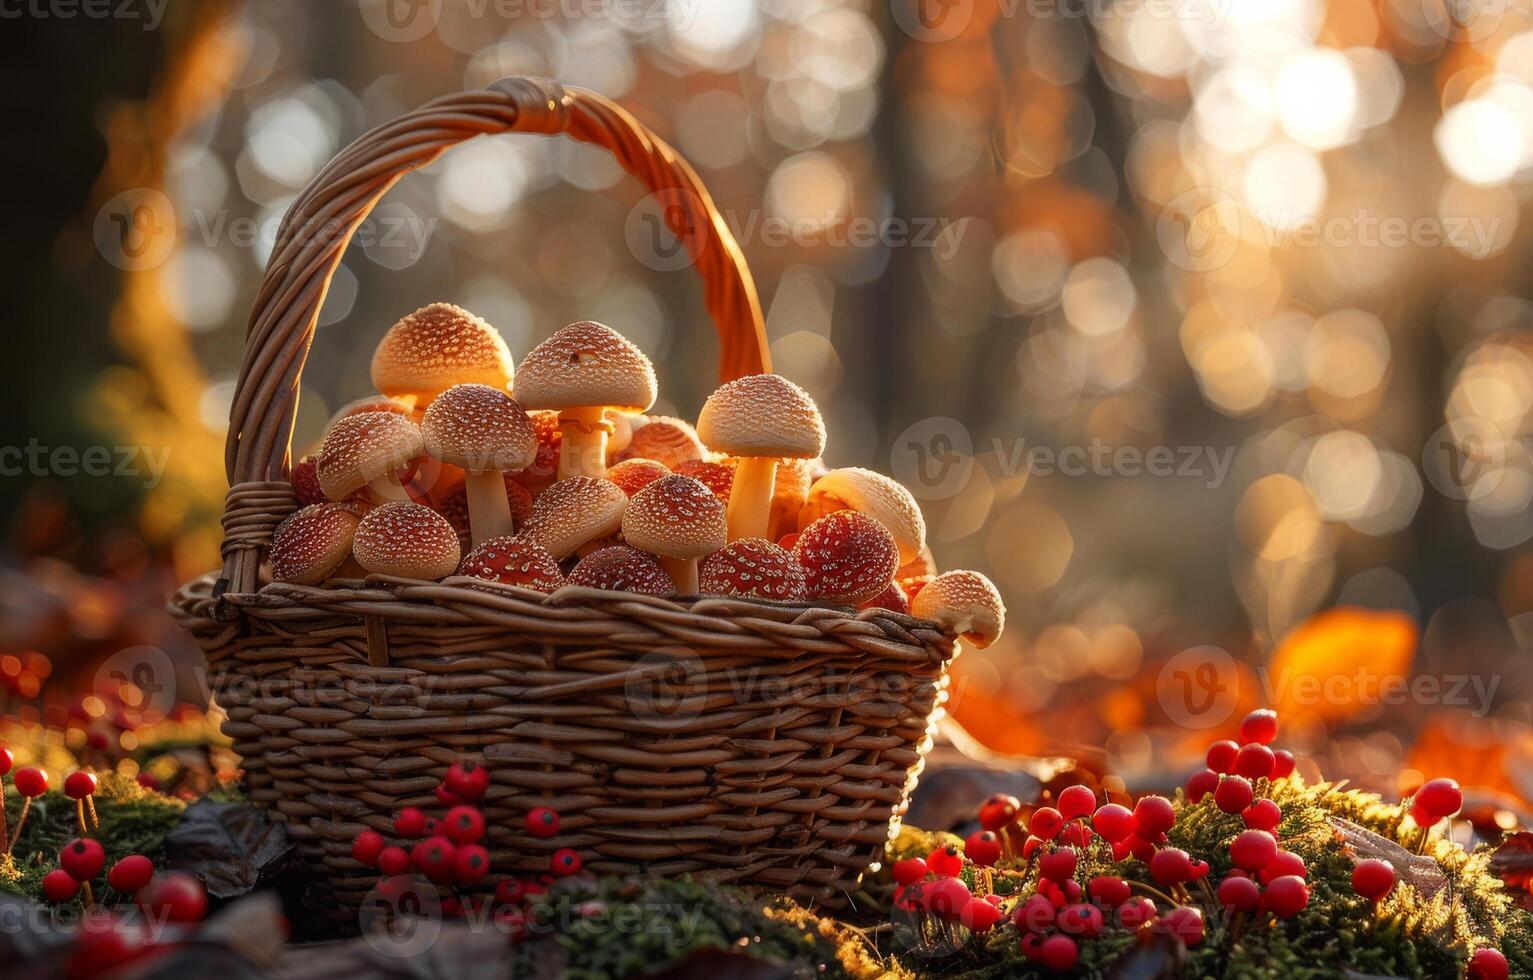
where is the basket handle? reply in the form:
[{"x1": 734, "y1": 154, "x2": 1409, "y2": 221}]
[{"x1": 216, "y1": 77, "x2": 770, "y2": 597}]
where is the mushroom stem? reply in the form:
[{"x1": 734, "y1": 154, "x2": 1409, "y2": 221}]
[
  {"x1": 658, "y1": 556, "x2": 699, "y2": 595},
  {"x1": 365, "y1": 474, "x2": 414, "y2": 505},
  {"x1": 726, "y1": 456, "x2": 778, "y2": 541},
  {"x1": 462, "y1": 471, "x2": 514, "y2": 545},
  {"x1": 558, "y1": 406, "x2": 609, "y2": 479}
]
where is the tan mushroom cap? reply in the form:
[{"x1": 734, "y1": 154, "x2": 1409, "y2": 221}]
[
  {"x1": 910, "y1": 570, "x2": 1006, "y2": 648},
  {"x1": 371, "y1": 303, "x2": 514, "y2": 406},
  {"x1": 352, "y1": 501, "x2": 462, "y2": 580},
  {"x1": 623, "y1": 474, "x2": 727, "y2": 560},
  {"x1": 696, "y1": 374, "x2": 825, "y2": 459},
  {"x1": 806, "y1": 467, "x2": 927, "y2": 565},
  {"x1": 521, "y1": 476, "x2": 628, "y2": 559},
  {"x1": 421, "y1": 384, "x2": 537, "y2": 474},
  {"x1": 616, "y1": 416, "x2": 707, "y2": 469},
  {"x1": 514, "y1": 321, "x2": 658, "y2": 413},
  {"x1": 316, "y1": 411, "x2": 424, "y2": 500},
  {"x1": 270, "y1": 504, "x2": 361, "y2": 585}
]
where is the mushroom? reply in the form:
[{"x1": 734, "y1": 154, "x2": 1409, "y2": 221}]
[
  {"x1": 371, "y1": 303, "x2": 514, "y2": 409},
  {"x1": 605, "y1": 458, "x2": 671, "y2": 498},
  {"x1": 521, "y1": 476, "x2": 628, "y2": 560},
  {"x1": 352, "y1": 501, "x2": 461, "y2": 580},
  {"x1": 269, "y1": 504, "x2": 361, "y2": 585},
  {"x1": 696, "y1": 375, "x2": 825, "y2": 541},
  {"x1": 792, "y1": 510, "x2": 900, "y2": 605},
  {"x1": 458, "y1": 536, "x2": 564, "y2": 592},
  {"x1": 899, "y1": 545, "x2": 938, "y2": 580},
  {"x1": 676, "y1": 458, "x2": 734, "y2": 501},
  {"x1": 769, "y1": 456, "x2": 818, "y2": 541},
  {"x1": 698, "y1": 539, "x2": 806, "y2": 601},
  {"x1": 622, "y1": 474, "x2": 726, "y2": 594},
  {"x1": 910, "y1": 570, "x2": 1006, "y2": 648},
  {"x1": 568, "y1": 545, "x2": 674, "y2": 596},
  {"x1": 421, "y1": 384, "x2": 537, "y2": 546},
  {"x1": 514, "y1": 321, "x2": 658, "y2": 479},
  {"x1": 801, "y1": 467, "x2": 927, "y2": 566},
  {"x1": 316, "y1": 411, "x2": 424, "y2": 504},
  {"x1": 605, "y1": 410, "x2": 640, "y2": 464},
  {"x1": 616, "y1": 416, "x2": 707, "y2": 470}
]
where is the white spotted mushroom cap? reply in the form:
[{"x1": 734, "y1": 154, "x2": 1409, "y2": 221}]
[
  {"x1": 371, "y1": 303, "x2": 514, "y2": 407},
  {"x1": 521, "y1": 476, "x2": 628, "y2": 559},
  {"x1": 696, "y1": 374, "x2": 825, "y2": 459},
  {"x1": 352, "y1": 501, "x2": 462, "y2": 580},
  {"x1": 623, "y1": 474, "x2": 727, "y2": 561},
  {"x1": 910, "y1": 570, "x2": 1006, "y2": 649},
  {"x1": 514, "y1": 321, "x2": 658, "y2": 413},
  {"x1": 269, "y1": 504, "x2": 360, "y2": 585},
  {"x1": 421, "y1": 384, "x2": 538, "y2": 474},
  {"x1": 805, "y1": 467, "x2": 927, "y2": 565},
  {"x1": 316, "y1": 411, "x2": 424, "y2": 500}
]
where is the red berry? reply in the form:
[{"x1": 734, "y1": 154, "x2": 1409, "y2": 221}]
[
  {"x1": 893, "y1": 857, "x2": 928, "y2": 886},
  {"x1": 87, "y1": 732, "x2": 111, "y2": 752},
  {"x1": 1243, "y1": 799, "x2": 1282, "y2": 830},
  {"x1": 378, "y1": 846, "x2": 411, "y2": 876},
  {"x1": 1206, "y1": 740, "x2": 1240, "y2": 774},
  {"x1": 526, "y1": 806, "x2": 560, "y2": 838},
  {"x1": 1260, "y1": 850, "x2": 1307, "y2": 883},
  {"x1": 1019, "y1": 931, "x2": 1045, "y2": 961},
  {"x1": 43, "y1": 869, "x2": 79, "y2": 903},
  {"x1": 1239, "y1": 709, "x2": 1279, "y2": 745},
  {"x1": 1057, "y1": 785, "x2": 1096, "y2": 820},
  {"x1": 1415, "y1": 777, "x2": 1463, "y2": 821},
  {"x1": 444, "y1": 805, "x2": 486, "y2": 845},
  {"x1": 136, "y1": 772, "x2": 162, "y2": 792},
  {"x1": 13, "y1": 766, "x2": 47, "y2": 798},
  {"x1": 1351, "y1": 859, "x2": 1395, "y2": 901},
  {"x1": 1089, "y1": 875, "x2": 1131, "y2": 908},
  {"x1": 412, "y1": 836, "x2": 459, "y2": 884},
  {"x1": 455, "y1": 844, "x2": 491, "y2": 884},
  {"x1": 1160, "y1": 906, "x2": 1204, "y2": 946},
  {"x1": 978, "y1": 793, "x2": 1020, "y2": 831},
  {"x1": 1468, "y1": 948, "x2": 1510, "y2": 980},
  {"x1": 1092, "y1": 803, "x2": 1135, "y2": 842},
  {"x1": 925, "y1": 877, "x2": 972, "y2": 920},
  {"x1": 551, "y1": 848, "x2": 582, "y2": 877},
  {"x1": 394, "y1": 807, "x2": 427, "y2": 838},
  {"x1": 1186, "y1": 768, "x2": 1219, "y2": 801},
  {"x1": 1150, "y1": 848, "x2": 1195, "y2": 886},
  {"x1": 352, "y1": 830, "x2": 386, "y2": 867},
  {"x1": 435, "y1": 784, "x2": 465, "y2": 807},
  {"x1": 444, "y1": 762, "x2": 491, "y2": 802},
  {"x1": 1234, "y1": 743, "x2": 1276, "y2": 780},
  {"x1": 1038, "y1": 848, "x2": 1077, "y2": 883},
  {"x1": 1218, "y1": 874, "x2": 1261, "y2": 911},
  {"x1": 927, "y1": 844, "x2": 963, "y2": 877},
  {"x1": 64, "y1": 771, "x2": 98, "y2": 800},
  {"x1": 107, "y1": 856, "x2": 154, "y2": 893},
  {"x1": 1261, "y1": 875, "x2": 1309, "y2": 917},
  {"x1": 422, "y1": 818, "x2": 442, "y2": 836},
  {"x1": 1133, "y1": 796, "x2": 1176, "y2": 835},
  {"x1": 0, "y1": 747, "x2": 11, "y2": 777},
  {"x1": 1270, "y1": 750, "x2": 1296, "y2": 779},
  {"x1": 1013, "y1": 894, "x2": 1056, "y2": 933},
  {"x1": 70, "y1": 914, "x2": 150, "y2": 976},
  {"x1": 495, "y1": 879, "x2": 527, "y2": 906},
  {"x1": 1229, "y1": 830, "x2": 1278, "y2": 871},
  {"x1": 1059, "y1": 821, "x2": 1093, "y2": 848},
  {"x1": 964, "y1": 831, "x2": 1002, "y2": 867},
  {"x1": 1039, "y1": 934, "x2": 1079, "y2": 972},
  {"x1": 141, "y1": 873, "x2": 207, "y2": 923},
  {"x1": 60, "y1": 838, "x2": 106, "y2": 881},
  {"x1": 1118, "y1": 897, "x2": 1156, "y2": 928},
  {"x1": 960, "y1": 897, "x2": 1002, "y2": 933},
  {"x1": 1029, "y1": 807, "x2": 1064, "y2": 840},
  {"x1": 1059, "y1": 902, "x2": 1104, "y2": 938},
  {"x1": 1215, "y1": 775, "x2": 1255, "y2": 814}
]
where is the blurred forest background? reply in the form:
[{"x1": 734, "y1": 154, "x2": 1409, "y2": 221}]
[{"x1": 6, "y1": 0, "x2": 1533, "y2": 807}]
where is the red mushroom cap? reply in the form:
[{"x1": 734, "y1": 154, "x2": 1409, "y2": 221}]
[
  {"x1": 316, "y1": 411, "x2": 423, "y2": 500},
  {"x1": 352, "y1": 502, "x2": 461, "y2": 580},
  {"x1": 622, "y1": 475, "x2": 727, "y2": 560},
  {"x1": 568, "y1": 546, "x2": 675, "y2": 595},
  {"x1": 605, "y1": 458, "x2": 671, "y2": 498},
  {"x1": 289, "y1": 457, "x2": 327, "y2": 507},
  {"x1": 616, "y1": 416, "x2": 707, "y2": 469},
  {"x1": 270, "y1": 503, "x2": 362, "y2": 584},
  {"x1": 699, "y1": 539, "x2": 807, "y2": 601},
  {"x1": 676, "y1": 458, "x2": 735, "y2": 500},
  {"x1": 792, "y1": 511, "x2": 900, "y2": 604},
  {"x1": 458, "y1": 537, "x2": 564, "y2": 592}
]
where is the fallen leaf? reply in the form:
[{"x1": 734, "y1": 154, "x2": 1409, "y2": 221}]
[{"x1": 164, "y1": 800, "x2": 293, "y2": 899}]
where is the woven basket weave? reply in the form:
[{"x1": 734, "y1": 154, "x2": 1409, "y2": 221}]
[{"x1": 168, "y1": 76, "x2": 957, "y2": 914}]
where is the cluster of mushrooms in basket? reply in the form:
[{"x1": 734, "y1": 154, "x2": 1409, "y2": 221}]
[{"x1": 270, "y1": 303, "x2": 1004, "y2": 646}]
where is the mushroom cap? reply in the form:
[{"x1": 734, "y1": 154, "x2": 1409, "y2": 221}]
[
  {"x1": 676, "y1": 458, "x2": 735, "y2": 500},
  {"x1": 329, "y1": 395, "x2": 418, "y2": 428},
  {"x1": 859, "y1": 581, "x2": 911, "y2": 615},
  {"x1": 623, "y1": 474, "x2": 727, "y2": 560},
  {"x1": 521, "y1": 476, "x2": 628, "y2": 559},
  {"x1": 289, "y1": 457, "x2": 327, "y2": 507},
  {"x1": 616, "y1": 416, "x2": 707, "y2": 469},
  {"x1": 270, "y1": 504, "x2": 361, "y2": 585},
  {"x1": 568, "y1": 546, "x2": 675, "y2": 596},
  {"x1": 421, "y1": 384, "x2": 538, "y2": 474},
  {"x1": 514, "y1": 321, "x2": 658, "y2": 413},
  {"x1": 353, "y1": 502, "x2": 461, "y2": 580},
  {"x1": 910, "y1": 570, "x2": 1006, "y2": 648},
  {"x1": 316, "y1": 411, "x2": 424, "y2": 500},
  {"x1": 371, "y1": 303, "x2": 514, "y2": 406},
  {"x1": 792, "y1": 511, "x2": 900, "y2": 605},
  {"x1": 806, "y1": 467, "x2": 927, "y2": 565},
  {"x1": 699, "y1": 538, "x2": 807, "y2": 601},
  {"x1": 697, "y1": 374, "x2": 825, "y2": 459},
  {"x1": 606, "y1": 458, "x2": 671, "y2": 498},
  {"x1": 898, "y1": 545, "x2": 938, "y2": 580},
  {"x1": 458, "y1": 536, "x2": 564, "y2": 592}
]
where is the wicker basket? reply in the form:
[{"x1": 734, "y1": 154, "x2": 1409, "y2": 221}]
[{"x1": 168, "y1": 76, "x2": 958, "y2": 915}]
